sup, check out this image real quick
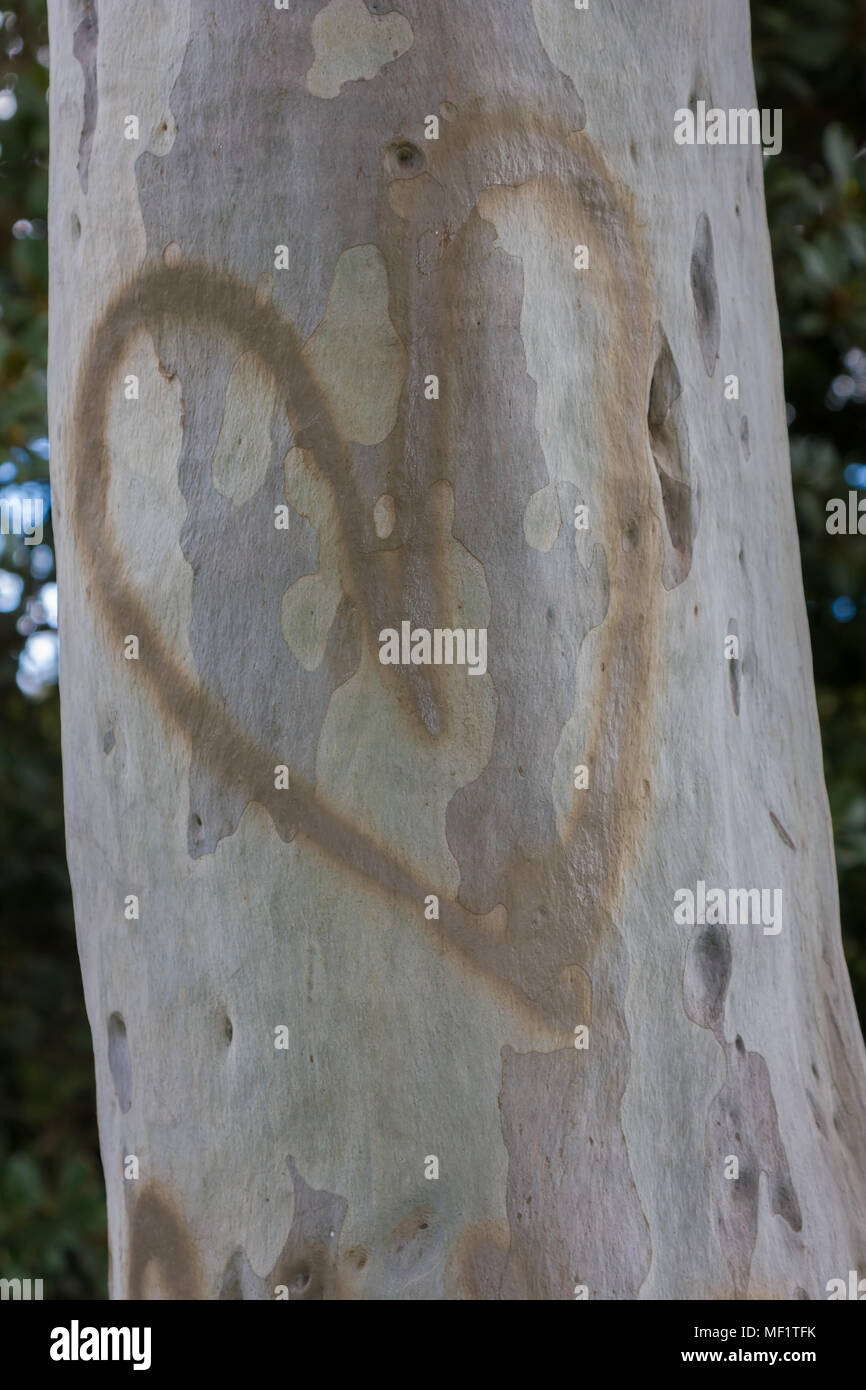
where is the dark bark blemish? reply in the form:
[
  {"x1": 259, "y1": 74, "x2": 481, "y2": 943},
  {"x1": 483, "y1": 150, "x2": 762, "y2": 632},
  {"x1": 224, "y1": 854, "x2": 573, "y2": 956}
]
[
  {"x1": 72, "y1": 0, "x2": 98, "y2": 194},
  {"x1": 683, "y1": 926, "x2": 731, "y2": 1033},
  {"x1": 727, "y1": 618, "x2": 741, "y2": 716},
  {"x1": 690, "y1": 212, "x2": 720, "y2": 377},
  {"x1": 648, "y1": 323, "x2": 696, "y2": 587}
]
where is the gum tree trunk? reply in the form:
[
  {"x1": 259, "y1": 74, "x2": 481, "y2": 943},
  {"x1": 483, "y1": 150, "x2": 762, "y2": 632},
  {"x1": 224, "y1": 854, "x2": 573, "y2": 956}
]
[{"x1": 49, "y1": 0, "x2": 866, "y2": 1300}]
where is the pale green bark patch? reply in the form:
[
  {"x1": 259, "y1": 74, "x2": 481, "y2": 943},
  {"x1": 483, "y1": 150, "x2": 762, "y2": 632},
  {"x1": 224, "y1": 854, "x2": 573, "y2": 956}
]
[
  {"x1": 305, "y1": 0, "x2": 413, "y2": 100},
  {"x1": 303, "y1": 244, "x2": 407, "y2": 447}
]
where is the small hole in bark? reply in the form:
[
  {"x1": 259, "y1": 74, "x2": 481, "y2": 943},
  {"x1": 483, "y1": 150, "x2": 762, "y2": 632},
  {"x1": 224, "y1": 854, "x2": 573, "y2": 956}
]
[
  {"x1": 387, "y1": 140, "x2": 424, "y2": 176},
  {"x1": 224, "y1": 1016, "x2": 233, "y2": 1044}
]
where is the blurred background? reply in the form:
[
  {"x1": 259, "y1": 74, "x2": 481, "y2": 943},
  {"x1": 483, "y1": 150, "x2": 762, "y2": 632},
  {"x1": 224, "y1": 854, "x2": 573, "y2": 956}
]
[{"x1": 0, "y1": 0, "x2": 864, "y2": 1299}]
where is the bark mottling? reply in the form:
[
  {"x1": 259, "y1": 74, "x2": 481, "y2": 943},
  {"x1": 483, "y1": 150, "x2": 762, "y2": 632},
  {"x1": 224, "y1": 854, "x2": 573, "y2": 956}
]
[{"x1": 48, "y1": 0, "x2": 866, "y2": 1299}]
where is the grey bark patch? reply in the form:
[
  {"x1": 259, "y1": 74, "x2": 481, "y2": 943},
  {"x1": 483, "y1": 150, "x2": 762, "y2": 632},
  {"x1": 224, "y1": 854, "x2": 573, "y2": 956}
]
[
  {"x1": 823, "y1": 1004, "x2": 866, "y2": 1161},
  {"x1": 443, "y1": 212, "x2": 608, "y2": 911},
  {"x1": 648, "y1": 323, "x2": 696, "y2": 588},
  {"x1": 690, "y1": 212, "x2": 720, "y2": 377},
  {"x1": 498, "y1": 1015, "x2": 651, "y2": 1299},
  {"x1": 107, "y1": 1011, "x2": 132, "y2": 1113},
  {"x1": 218, "y1": 1247, "x2": 248, "y2": 1300},
  {"x1": 71, "y1": 0, "x2": 98, "y2": 194},
  {"x1": 219, "y1": 1156, "x2": 348, "y2": 1299},
  {"x1": 709, "y1": 1044, "x2": 802, "y2": 1295}
]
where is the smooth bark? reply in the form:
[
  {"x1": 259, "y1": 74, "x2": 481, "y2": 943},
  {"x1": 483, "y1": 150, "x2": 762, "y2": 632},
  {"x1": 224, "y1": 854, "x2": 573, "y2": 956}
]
[{"x1": 48, "y1": 0, "x2": 866, "y2": 1299}]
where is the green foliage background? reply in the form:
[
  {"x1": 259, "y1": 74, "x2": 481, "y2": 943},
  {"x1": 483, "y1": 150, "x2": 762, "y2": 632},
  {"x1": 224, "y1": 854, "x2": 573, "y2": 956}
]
[{"x1": 0, "y1": 0, "x2": 864, "y2": 1299}]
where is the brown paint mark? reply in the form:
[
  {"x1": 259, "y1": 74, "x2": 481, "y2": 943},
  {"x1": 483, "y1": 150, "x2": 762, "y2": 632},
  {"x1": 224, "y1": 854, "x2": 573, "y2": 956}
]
[
  {"x1": 70, "y1": 113, "x2": 660, "y2": 1038},
  {"x1": 74, "y1": 96, "x2": 664, "y2": 1294},
  {"x1": 453, "y1": 1220, "x2": 511, "y2": 1300},
  {"x1": 128, "y1": 1186, "x2": 204, "y2": 1298}
]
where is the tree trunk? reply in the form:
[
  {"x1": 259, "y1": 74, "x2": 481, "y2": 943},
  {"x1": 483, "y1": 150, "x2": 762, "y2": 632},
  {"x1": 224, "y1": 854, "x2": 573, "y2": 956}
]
[{"x1": 48, "y1": 0, "x2": 866, "y2": 1300}]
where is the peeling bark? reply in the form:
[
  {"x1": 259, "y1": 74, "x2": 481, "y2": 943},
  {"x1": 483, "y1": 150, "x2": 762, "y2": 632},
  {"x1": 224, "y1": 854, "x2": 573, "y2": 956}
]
[{"x1": 49, "y1": 0, "x2": 866, "y2": 1300}]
